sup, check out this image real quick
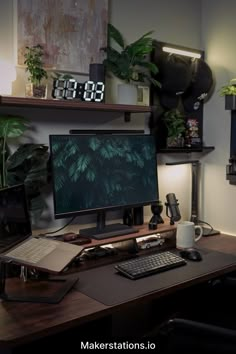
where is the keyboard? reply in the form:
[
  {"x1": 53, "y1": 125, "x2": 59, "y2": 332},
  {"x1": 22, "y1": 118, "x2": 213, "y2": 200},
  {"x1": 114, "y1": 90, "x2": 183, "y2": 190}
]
[{"x1": 114, "y1": 251, "x2": 187, "y2": 280}]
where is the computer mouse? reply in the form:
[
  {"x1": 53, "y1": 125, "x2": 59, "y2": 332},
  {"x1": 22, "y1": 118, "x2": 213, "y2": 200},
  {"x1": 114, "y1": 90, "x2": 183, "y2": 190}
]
[
  {"x1": 63, "y1": 232, "x2": 78, "y2": 242},
  {"x1": 179, "y1": 248, "x2": 202, "y2": 262}
]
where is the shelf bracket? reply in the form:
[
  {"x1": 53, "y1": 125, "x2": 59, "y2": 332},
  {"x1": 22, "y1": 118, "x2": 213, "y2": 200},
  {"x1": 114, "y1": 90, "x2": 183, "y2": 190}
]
[{"x1": 124, "y1": 112, "x2": 131, "y2": 122}]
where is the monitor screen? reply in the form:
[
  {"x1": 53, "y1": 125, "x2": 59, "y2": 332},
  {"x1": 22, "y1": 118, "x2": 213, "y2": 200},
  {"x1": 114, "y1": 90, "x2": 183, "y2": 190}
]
[
  {"x1": 49, "y1": 133, "x2": 158, "y2": 239},
  {"x1": 0, "y1": 184, "x2": 32, "y2": 251}
]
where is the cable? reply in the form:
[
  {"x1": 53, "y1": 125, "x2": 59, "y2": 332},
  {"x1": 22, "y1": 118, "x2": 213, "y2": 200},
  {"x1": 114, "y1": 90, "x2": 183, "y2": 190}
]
[
  {"x1": 197, "y1": 219, "x2": 213, "y2": 231},
  {"x1": 38, "y1": 216, "x2": 77, "y2": 237},
  {"x1": 197, "y1": 219, "x2": 220, "y2": 236}
]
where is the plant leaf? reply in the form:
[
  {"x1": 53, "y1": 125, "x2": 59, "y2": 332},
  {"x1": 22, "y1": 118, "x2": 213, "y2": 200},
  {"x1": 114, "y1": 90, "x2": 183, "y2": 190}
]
[
  {"x1": 6, "y1": 144, "x2": 49, "y2": 196},
  {"x1": 0, "y1": 116, "x2": 29, "y2": 138},
  {"x1": 104, "y1": 24, "x2": 161, "y2": 87},
  {"x1": 108, "y1": 23, "x2": 125, "y2": 49}
]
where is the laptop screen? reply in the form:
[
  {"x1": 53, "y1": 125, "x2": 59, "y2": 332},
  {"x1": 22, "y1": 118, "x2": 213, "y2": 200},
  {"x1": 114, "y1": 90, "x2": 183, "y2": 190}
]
[{"x1": 0, "y1": 184, "x2": 32, "y2": 250}]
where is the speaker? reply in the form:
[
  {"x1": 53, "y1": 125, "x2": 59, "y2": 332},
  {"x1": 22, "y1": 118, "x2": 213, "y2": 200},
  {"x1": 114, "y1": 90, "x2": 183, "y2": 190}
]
[
  {"x1": 133, "y1": 206, "x2": 144, "y2": 225},
  {"x1": 123, "y1": 208, "x2": 133, "y2": 226},
  {"x1": 89, "y1": 63, "x2": 105, "y2": 82}
]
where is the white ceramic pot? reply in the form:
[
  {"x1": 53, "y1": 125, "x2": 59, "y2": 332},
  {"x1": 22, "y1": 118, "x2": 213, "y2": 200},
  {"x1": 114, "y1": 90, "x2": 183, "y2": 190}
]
[{"x1": 117, "y1": 83, "x2": 138, "y2": 105}]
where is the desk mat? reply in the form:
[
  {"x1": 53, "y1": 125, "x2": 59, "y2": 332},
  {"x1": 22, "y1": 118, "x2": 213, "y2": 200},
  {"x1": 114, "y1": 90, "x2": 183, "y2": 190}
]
[{"x1": 75, "y1": 250, "x2": 236, "y2": 306}]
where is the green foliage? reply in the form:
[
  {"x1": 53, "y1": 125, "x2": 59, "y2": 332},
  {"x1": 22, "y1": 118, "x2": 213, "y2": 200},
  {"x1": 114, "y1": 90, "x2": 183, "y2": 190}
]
[
  {"x1": 51, "y1": 72, "x2": 74, "y2": 80},
  {"x1": 52, "y1": 136, "x2": 157, "y2": 213},
  {"x1": 220, "y1": 79, "x2": 236, "y2": 96},
  {"x1": 24, "y1": 44, "x2": 48, "y2": 85},
  {"x1": 0, "y1": 115, "x2": 49, "y2": 220},
  {"x1": 0, "y1": 115, "x2": 29, "y2": 187},
  {"x1": 7, "y1": 144, "x2": 49, "y2": 215},
  {"x1": 102, "y1": 23, "x2": 161, "y2": 87},
  {"x1": 163, "y1": 109, "x2": 186, "y2": 138}
]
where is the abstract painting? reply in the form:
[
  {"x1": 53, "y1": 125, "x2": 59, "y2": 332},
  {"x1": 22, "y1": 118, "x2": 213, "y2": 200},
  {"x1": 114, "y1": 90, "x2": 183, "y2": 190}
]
[{"x1": 17, "y1": 0, "x2": 108, "y2": 74}]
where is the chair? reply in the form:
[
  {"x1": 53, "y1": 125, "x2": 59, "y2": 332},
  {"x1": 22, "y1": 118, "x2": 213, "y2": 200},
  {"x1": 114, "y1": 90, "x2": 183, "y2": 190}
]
[{"x1": 157, "y1": 317, "x2": 236, "y2": 354}]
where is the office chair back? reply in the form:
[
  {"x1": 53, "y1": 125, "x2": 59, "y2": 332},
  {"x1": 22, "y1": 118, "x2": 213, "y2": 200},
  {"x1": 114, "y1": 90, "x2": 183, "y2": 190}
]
[{"x1": 158, "y1": 317, "x2": 236, "y2": 354}]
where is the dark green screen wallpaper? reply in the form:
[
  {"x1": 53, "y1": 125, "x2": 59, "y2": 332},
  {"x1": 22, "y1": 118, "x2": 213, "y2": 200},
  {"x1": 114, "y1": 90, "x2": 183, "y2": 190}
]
[{"x1": 50, "y1": 134, "x2": 158, "y2": 217}]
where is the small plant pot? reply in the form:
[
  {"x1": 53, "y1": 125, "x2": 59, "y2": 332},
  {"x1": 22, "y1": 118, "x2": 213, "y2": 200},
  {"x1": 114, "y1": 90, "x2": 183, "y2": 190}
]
[
  {"x1": 167, "y1": 136, "x2": 184, "y2": 148},
  {"x1": 25, "y1": 82, "x2": 47, "y2": 99},
  {"x1": 117, "y1": 83, "x2": 138, "y2": 105},
  {"x1": 225, "y1": 95, "x2": 236, "y2": 110}
]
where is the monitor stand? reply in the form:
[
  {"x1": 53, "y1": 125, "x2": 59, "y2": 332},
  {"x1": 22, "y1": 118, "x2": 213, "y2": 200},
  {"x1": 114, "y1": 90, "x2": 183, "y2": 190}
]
[{"x1": 79, "y1": 211, "x2": 139, "y2": 240}]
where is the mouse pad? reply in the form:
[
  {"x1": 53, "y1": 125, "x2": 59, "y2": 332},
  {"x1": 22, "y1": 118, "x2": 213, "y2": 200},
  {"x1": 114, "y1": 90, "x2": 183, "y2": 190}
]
[{"x1": 75, "y1": 250, "x2": 236, "y2": 306}]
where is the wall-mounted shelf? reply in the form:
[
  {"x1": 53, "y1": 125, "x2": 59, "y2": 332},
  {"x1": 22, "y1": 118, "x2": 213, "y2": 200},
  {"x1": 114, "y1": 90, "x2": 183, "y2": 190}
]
[{"x1": 0, "y1": 96, "x2": 152, "y2": 122}]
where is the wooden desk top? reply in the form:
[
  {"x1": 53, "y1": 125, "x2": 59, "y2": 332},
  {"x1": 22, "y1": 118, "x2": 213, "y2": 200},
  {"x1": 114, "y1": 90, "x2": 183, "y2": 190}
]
[{"x1": 1, "y1": 231, "x2": 236, "y2": 349}]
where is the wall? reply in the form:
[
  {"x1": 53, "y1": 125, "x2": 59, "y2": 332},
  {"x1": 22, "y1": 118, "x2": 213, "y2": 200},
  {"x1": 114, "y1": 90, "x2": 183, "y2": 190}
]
[
  {"x1": 201, "y1": 0, "x2": 236, "y2": 235},
  {"x1": 0, "y1": 1, "x2": 14, "y2": 62},
  {"x1": 110, "y1": 0, "x2": 202, "y2": 222},
  {"x1": 0, "y1": 0, "x2": 202, "y2": 231}
]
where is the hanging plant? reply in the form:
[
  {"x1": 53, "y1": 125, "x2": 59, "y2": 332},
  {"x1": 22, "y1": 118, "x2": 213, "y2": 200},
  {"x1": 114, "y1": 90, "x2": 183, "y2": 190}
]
[{"x1": 0, "y1": 115, "x2": 49, "y2": 223}]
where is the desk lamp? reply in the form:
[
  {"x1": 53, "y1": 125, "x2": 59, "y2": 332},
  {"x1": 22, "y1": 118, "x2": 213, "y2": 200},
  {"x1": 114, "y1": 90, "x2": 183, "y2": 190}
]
[{"x1": 166, "y1": 160, "x2": 220, "y2": 236}]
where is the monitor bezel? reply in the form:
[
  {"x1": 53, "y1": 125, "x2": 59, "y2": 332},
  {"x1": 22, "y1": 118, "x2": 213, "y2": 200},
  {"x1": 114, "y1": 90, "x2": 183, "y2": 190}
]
[{"x1": 49, "y1": 133, "x2": 159, "y2": 219}]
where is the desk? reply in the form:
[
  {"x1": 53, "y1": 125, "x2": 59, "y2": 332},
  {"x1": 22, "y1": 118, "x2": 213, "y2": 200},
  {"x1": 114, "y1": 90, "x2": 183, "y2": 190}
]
[{"x1": 1, "y1": 231, "x2": 236, "y2": 352}]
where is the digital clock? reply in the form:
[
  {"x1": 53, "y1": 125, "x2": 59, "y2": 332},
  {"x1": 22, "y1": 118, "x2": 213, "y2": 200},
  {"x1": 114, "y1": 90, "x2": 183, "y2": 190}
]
[{"x1": 52, "y1": 79, "x2": 105, "y2": 102}]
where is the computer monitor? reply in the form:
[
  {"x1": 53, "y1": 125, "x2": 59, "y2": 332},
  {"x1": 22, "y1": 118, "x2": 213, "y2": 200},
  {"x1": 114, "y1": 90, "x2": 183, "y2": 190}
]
[
  {"x1": 0, "y1": 184, "x2": 32, "y2": 245},
  {"x1": 49, "y1": 133, "x2": 158, "y2": 239}
]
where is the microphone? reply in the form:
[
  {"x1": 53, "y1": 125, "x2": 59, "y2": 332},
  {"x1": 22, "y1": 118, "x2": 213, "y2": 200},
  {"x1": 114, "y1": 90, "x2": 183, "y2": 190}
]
[{"x1": 165, "y1": 193, "x2": 181, "y2": 225}]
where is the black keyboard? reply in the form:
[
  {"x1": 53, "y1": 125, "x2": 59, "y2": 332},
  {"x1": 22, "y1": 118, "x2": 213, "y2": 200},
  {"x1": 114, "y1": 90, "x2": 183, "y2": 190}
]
[{"x1": 114, "y1": 251, "x2": 187, "y2": 280}]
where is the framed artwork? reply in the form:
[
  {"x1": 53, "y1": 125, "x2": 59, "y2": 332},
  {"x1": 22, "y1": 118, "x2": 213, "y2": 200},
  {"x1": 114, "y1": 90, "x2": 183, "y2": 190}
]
[
  {"x1": 137, "y1": 85, "x2": 150, "y2": 106},
  {"x1": 16, "y1": 0, "x2": 108, "y2": 74}
]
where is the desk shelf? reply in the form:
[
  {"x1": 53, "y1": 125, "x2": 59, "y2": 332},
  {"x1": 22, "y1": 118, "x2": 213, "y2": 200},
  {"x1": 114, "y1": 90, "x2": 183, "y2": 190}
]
[
  {"x1": 73, "y1": 224, "x2": 176, "y2": 272},
  {"x1": 72, "y1": 222, "x2": 176, "y2": 250}
]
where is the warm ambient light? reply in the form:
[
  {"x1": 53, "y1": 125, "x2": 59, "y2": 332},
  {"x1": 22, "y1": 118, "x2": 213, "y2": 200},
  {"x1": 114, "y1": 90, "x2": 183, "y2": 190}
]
[
  {"x1": 0, "y1": 60, "x2": 16, "y2": 95},
  {"x1": 166, "y1": 160, "x2": 219, "y2": 236},
  {"x1": 162, "y1": 46, "x2": 202, "y2": 59}
]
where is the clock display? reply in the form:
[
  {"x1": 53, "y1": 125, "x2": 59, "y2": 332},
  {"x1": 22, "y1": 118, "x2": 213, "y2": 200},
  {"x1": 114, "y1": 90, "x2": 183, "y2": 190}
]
[{"x1": 52, "y1": 79, "x2": 105, "y2": 102}]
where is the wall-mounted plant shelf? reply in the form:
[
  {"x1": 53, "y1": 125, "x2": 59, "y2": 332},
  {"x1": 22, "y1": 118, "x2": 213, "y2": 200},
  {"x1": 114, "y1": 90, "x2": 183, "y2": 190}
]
[{"x1": 0, "y1": 96, "x2": 152, "y2": 122}]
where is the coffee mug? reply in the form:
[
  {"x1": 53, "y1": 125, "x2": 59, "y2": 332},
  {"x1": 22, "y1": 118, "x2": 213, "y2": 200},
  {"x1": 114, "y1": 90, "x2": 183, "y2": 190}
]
[{"x1": 176, "y1": 221, "x2": 203, "y2": 249}]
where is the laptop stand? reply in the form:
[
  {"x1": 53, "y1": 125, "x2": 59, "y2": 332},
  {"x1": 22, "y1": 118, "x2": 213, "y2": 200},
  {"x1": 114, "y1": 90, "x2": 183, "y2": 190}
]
[{"x1": 0, "y1": 262, "x2": 79, "y2": 304}]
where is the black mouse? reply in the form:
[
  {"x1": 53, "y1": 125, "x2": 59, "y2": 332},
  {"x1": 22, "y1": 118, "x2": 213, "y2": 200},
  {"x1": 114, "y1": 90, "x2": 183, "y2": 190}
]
[{"x1": 179, "y1": 248, "x2": 202, "y2": 262}]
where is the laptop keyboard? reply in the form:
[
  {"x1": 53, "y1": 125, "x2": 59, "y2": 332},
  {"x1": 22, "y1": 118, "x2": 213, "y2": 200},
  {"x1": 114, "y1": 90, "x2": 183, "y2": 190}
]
[
  {"x1": 5, "y1": 237, "x2": 57, "y2": 264},
  {"x1": 115, "y1": 251, "x2": 187, "y2": 279}
]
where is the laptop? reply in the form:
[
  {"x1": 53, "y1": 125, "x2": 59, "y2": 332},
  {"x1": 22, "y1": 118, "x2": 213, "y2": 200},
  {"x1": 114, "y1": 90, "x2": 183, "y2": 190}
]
[{"x1": 0, "y1": 184, "x2": 84, "y2": 273}]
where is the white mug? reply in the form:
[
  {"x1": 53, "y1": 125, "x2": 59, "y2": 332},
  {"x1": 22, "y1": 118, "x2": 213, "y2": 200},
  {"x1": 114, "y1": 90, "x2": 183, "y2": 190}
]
[{"x1": 176, "y1": 221, "x2": 203, "y2": 249}]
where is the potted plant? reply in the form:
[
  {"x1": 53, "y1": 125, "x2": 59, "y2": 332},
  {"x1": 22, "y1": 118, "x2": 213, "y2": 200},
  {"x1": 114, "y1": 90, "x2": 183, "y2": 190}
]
[
  {"x1": 163, "y1": 109, "x2": 186, "y2": 147},
  {"x1": 220, "y1": 78, "x2": 236, "y2": 110},
  {"x1": 24, "y1": 44, "x2": 48, "y2": 99},
  {"x1": 102, "y1": 23, "x2": 160, "y2": 104},
  {"x1": 0, "y1": 115, "x2": 49, "y2": 225}
]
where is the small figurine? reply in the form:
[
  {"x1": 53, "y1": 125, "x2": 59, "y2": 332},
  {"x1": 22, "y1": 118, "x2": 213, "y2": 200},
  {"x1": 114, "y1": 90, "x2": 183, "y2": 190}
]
[{"x1": 186, "y1": 118, "x2": 201, "y2": 146}]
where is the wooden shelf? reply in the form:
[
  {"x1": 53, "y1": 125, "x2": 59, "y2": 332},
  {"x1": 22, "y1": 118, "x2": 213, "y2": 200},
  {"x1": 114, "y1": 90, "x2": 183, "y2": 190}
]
[{"x1": 0, "y1": 96, "x2": 152, "y2": 113}]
